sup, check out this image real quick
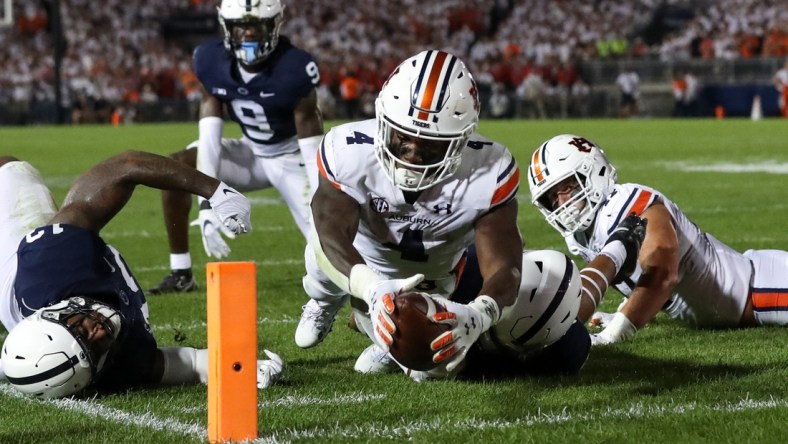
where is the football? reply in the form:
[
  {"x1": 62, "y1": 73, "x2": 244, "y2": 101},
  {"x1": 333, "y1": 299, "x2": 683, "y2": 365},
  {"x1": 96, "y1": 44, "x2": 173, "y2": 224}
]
[{"x1": 387, "y1": 292, "x2": 451, "y2": 371}]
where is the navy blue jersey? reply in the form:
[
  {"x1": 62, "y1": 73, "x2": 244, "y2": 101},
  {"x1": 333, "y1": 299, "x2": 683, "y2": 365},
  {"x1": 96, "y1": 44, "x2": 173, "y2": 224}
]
[
  {"x1": 14, "y1": 224, "x2": 159, "y2": 390},
  {"x1": 193, "y1": 36, "x2": 320, "y2": 145}
]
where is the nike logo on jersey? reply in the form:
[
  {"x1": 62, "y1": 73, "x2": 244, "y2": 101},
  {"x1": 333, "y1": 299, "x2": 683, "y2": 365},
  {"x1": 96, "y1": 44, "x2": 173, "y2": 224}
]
[
  {"x1": 259, "y1": 91, "x2": 276, "y2": 98},
  {"x1": 104, "y1": 257, "x2": 116, "y2": 272},
  {"x1": 223, "y1": 188, "x2": 238, "y2": 196}
]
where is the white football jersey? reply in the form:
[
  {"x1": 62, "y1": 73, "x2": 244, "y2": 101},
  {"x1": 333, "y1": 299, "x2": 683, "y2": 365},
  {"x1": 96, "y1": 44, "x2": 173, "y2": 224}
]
[
  {"x1": 317, "y1": 119, "x2": 520, "y2": 291},
  {"x1": 565, "y1": 183, "x2": 752, "y2": 327}
]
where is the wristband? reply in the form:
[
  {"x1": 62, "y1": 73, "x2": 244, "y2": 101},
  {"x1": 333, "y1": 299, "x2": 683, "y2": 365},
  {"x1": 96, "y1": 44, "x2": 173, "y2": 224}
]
[
  {"x1": 467, "y1": 295, "x2": 501, "y2": 332},
  {"x1": 598, "y1": 240, "x2": 626, "y2": 275},
  {"x1": 349, "y1": 264, "x2": 384, "y2": 301}
]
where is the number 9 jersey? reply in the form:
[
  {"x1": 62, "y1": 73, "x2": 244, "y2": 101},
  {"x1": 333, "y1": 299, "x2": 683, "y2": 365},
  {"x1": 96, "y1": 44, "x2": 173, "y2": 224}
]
[{"x1": 193, "y1": 36, "x2": 320, "y2": 154}]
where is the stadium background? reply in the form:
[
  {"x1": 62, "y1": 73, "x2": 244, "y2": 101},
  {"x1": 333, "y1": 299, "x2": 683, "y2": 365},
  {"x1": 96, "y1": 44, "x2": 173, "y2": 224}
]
[
  {"x1": 1, "y1": 0, "x2": 787, "y2": 125},
  {"x1": 1, "y1": 1, "x2": 787, "y2": 442}
]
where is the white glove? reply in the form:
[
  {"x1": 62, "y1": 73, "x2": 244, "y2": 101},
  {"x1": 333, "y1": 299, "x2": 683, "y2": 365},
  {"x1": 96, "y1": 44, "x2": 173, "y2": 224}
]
[
  {"x1": 365, "y1": 274, "x2": 425, "y2": 349},
  {"x1": 190, "y1": 207, "x2": 234, "y2": 258},
  {"x1": 429, "y1": 295, "x2": 499, "y2": 372},
  {"x1": 208, "y1": 182, "x2": 252, "y2": 235},
  {"x1": 256, "y1": 349, "x2": 284, "y2": 389},
  {"x1": 590, "y1": 311, "x2": 637, "y2": 346}
]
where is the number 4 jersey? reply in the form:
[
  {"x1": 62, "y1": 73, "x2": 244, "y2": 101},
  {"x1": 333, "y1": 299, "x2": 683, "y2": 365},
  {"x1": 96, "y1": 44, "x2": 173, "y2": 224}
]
[{"x1": 316, "y1": 119, "x2": 520, "y2": 288}]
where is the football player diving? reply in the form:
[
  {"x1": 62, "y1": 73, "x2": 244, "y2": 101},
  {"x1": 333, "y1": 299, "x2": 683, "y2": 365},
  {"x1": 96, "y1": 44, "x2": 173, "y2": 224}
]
[
  {"x1": 294, "y1": 50, "x2": 646, "y2": 380},
  {"x1": 0, "y1": 152, "x2": 282, "y2": 398},
  {"x1": 150, "y1": 0, "x2": 324, "y2": 294},
  {"x1": 528, "y1": 134, "x2": 788, "y2": 346}
]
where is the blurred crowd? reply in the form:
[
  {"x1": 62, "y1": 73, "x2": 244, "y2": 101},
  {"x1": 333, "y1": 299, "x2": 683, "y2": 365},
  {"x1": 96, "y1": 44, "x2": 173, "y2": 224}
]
[{"x1": 1, "y1": 0, "x2": 787, "y2": 124}]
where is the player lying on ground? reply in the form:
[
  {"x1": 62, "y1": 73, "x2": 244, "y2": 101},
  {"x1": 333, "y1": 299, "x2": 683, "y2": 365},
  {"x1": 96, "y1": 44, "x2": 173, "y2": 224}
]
[
  {"x1": 528, "y1": 134, "x2": 788, "y2": 346},
  {"x1": 0, "y1": 151, "x2": 282, "y2": 398},
  {"x1": 294, "y1": 50, "x2": 645, "y2": 379}
]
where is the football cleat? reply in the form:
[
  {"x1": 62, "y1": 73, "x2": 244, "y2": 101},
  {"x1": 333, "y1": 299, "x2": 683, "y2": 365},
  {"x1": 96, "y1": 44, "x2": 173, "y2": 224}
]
[
  {"x1": 147, "y1": 269, "x2": 197, "y2": 295},
  {"x1": 294, "y1": 298, "x2": 345, "y2": 348},
  {"x1": 354, "y1": 344, "x2": 398, "y2": 374}
]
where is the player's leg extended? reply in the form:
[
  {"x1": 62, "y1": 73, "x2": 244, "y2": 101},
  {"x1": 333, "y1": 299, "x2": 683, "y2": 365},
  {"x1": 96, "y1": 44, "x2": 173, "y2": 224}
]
[
  {"x1": 264, "y1": 151, "x2": 311, "y2": 239},
  {"x1": 0, "y1": 159, "x2": 58, "y2": 328},
  {"x1": 149, "y1": 145, "x2": 198, "y2": 295},
  {"x1": 296, "y1": 240, "x2": 349, "y2": 348},
  {"x1": 743, "y1": 249, "x2": 788, "y2": 326}
]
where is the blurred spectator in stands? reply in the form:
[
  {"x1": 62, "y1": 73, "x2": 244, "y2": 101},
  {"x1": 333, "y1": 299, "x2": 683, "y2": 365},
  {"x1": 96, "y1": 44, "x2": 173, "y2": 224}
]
[
  {"x1": 339, "y1": 70, "x2": 362, "y2": 119},
  {"x1": 615, "y1": 65, "x2": 639, "y2": 118},
  {"x1": 570, "y1": 77, "x2": 591, "y2": 118},
  {"x1": 774, "y1": 59, "x2": 788, "y2": 118},
  {"x1": 488, "y1": 82, "x2": 511, "y2": 119},
  {"x1": 516, "y1": 70, "x2": 546, "y2": 119},
  {"x1": 671, "y1": 70, "x2": 699, "y2": 117},
  {"x1": 316, "y1": 84, "x2": 337, "y2": 120}
]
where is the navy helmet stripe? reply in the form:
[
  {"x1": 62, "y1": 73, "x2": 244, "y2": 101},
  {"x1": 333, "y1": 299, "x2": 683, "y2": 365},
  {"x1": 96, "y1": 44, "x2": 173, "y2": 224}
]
[
  {"x1": 513, "y1": 255, "x2": 574, "y2": 345},
  {"x1": 6, "y1": 354, "x2": 80, "y2": 386},
  {"x1": 432, "y1": 54, "x2": 457, "y2": 122},
  {"x1": 409, "y1": 50, "x2": 434, "y2": 117}
]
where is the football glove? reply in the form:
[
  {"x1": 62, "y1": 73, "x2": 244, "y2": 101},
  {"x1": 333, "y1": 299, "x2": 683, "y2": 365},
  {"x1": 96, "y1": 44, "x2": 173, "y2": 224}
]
[
  {"x1": 208, "y1": 182, "x2": 252, "y2": 235},
  {"x1": 256, "y1": 349, "x2": 284, "y2": 389},
  {"x1": 365, "y1": 274, "x2": 425, "y2": 349},
  {"x1": 590, "y1": 312, "x2": 637, "y2": 346},
  {"x1": 602, "y1": 213, "x2": 647, "y2": 285},
  {"x1": 429, "y1": 296, "x2": 499, "y2": 372},
  {"x1": 190, "y1": 207, "x2": 235, "y2": 258}
]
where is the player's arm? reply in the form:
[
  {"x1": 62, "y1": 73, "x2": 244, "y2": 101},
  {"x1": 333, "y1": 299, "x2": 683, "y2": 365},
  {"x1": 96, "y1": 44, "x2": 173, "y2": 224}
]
[
  {"x1": 294, "y1": 89, "x2": 324, "y2": 190},
  {"x1": 578, "y1": 214, "x2": 648, "y2": 323},
  {"x1": 427, "y1": 199, "x2": 522, "y2": 372},
  {"x1": 154, "y1": 347, "x2": 284, "y2": 389},
  {"x1": 196, "y1": 82, "x2": 224, "y2": 178},
  {"x1": 473, "y1": 198, "x2": 522, "y2": 310},
  {"x1": 594, "y1": 202, "x2": 679, "y2": 344},
  {"x1": 52, "y1": 150, "x2": 250, "y2": 235},
  {"x1": 310, "y1": 173, "x2": 364, "y2": 275}
]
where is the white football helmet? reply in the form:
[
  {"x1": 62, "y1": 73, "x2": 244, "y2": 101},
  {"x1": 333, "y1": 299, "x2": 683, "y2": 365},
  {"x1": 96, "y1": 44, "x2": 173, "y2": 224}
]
[
  {"x1": 1, "y1": 297, "x2": 122, "y2": 398},
  {"x1": 218, "y1": 0, "x2": 284, "y2": 66},
  {"x1": 375, "y1": 50, "x2": 480, "y2": 191},
  {"x1": 479, "y1": 250, "x2": 582, "y2": 355},
  {"x1": 528, "y1": 134, "x2": 617, "y2": 237}
]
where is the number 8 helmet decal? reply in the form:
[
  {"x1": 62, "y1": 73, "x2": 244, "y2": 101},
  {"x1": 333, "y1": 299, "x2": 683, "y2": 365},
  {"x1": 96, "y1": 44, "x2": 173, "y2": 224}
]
[
  {"x1": 375, "y1": 50, "x2": 480, "y2": 191},
  {"x1": 528, "y1": 134, "x2": 617, "y2": 237}
]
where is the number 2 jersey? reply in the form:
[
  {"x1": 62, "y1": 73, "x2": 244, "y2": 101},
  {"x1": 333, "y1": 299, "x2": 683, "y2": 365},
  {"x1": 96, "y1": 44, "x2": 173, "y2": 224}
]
[
  {"x1": 193, "y1": 36, "x2": 318, "y2": 155},
  {"x1": 317, "y1": 119, "x2": 520, "y2": 290},
  {"x1": 565, "y1": 183, "x2": 753, "y2": 327},
  {"x1": 11, "y1": 224, "x2": 159, "y2": 390}
]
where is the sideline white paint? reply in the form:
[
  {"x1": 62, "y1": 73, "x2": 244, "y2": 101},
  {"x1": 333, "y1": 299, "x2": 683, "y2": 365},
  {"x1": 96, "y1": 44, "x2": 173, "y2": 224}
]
[{"x1": 667, "y1": 161, "x2": 788, "y2": 174}]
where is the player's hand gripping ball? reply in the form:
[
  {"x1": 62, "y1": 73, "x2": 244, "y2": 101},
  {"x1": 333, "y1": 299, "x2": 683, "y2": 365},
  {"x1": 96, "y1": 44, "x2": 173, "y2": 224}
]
[{"x1": 385, "y1": 292, "x2": 451, "y2": 371}]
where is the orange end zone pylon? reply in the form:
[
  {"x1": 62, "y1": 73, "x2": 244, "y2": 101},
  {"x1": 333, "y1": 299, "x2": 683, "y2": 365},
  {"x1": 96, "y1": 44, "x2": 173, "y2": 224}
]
[{"x1": 207, "y1": 262, "x2": 258, "y2": 443}]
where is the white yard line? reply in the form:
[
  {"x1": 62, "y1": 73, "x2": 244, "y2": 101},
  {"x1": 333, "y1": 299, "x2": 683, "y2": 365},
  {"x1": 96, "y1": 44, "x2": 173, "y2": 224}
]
[
  {"x1": 1, "y1": 382, "x2": 783, "y2": 443},
  {"x1": 261, "y1": 396, "x2": 788, "y2": 442},
  {"x1": 150, "y1": 315, "x2": 298, "y2": 331},
  {"x1": 0, "y1": 385, "x2": 206, "y2": 440}
]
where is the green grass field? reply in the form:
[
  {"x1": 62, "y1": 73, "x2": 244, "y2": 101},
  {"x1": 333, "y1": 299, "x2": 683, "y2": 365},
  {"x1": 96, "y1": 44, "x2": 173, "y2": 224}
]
[{"x1": 0, "y1": 119, "x2": 786, "y2": 443}]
